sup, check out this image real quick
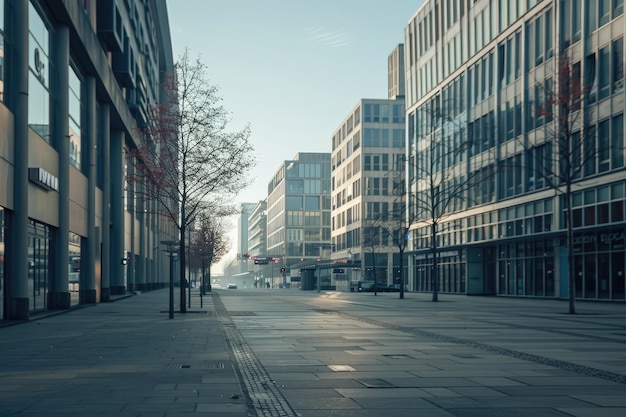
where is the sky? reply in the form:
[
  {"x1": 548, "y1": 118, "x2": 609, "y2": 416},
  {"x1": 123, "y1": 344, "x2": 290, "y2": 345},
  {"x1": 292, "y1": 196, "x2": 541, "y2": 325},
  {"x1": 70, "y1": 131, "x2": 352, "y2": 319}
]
[{"x1": 165, "y1": 0, "x2": 424, "y2": 268}]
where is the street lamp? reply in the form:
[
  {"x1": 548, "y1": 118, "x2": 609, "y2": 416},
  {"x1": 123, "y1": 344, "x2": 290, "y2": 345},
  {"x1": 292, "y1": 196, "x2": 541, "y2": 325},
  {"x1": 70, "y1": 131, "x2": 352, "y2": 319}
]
[{"x1": 161, "y1": 240, "x2": 179, "y2": 319}]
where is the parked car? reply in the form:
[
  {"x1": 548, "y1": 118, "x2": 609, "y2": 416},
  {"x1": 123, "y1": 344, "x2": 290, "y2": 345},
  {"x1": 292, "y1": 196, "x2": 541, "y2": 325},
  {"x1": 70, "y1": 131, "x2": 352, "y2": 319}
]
[
  {"x1": 227, "y1": 283, "x2": 237, "y2": 289},
  {"x1": 357, "y1": 281, "x2": 376, "y2": 292},
  {"x1": 372, "y1": 283, "x2": 400, "y2": 292},
  {"x1": 360, "y1": 282, "x2": 399, "y2": 292}
]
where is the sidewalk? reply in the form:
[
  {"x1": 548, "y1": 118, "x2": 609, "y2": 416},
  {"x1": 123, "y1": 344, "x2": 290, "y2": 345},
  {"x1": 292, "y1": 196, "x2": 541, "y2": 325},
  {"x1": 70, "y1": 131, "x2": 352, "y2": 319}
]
[
  {"x1": 0, "y1": 289, "x2": 252, "y2": 417},
  {"x1": 2, "y1": 289, "x2": 626, "y2": 417}
]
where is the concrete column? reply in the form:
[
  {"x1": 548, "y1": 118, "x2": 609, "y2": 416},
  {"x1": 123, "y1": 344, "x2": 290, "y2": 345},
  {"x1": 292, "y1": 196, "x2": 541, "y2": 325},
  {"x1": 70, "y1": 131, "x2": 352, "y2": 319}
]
[
  {"x1": 49, "y1": 25, "x2": 70, "y2": 310},
  {"x1": 100, "y1": 104, "x2": 111, "y2": 301},
  {"x1": 7, "y1": 0, "x2": 30, "y2": 320},
  {"x1": 81, "y1": 76, "x2": 97, "y2": 303},
  {"x1": 110, "y1": 131, "x2": 125, "y2": 294}
]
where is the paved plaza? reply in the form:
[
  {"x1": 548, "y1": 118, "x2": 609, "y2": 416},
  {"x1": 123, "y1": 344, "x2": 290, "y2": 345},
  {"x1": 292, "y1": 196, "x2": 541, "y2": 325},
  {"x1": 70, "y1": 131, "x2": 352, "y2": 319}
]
[{"x1": 1, "y1": 288, "x2": 626, "y2": 416}]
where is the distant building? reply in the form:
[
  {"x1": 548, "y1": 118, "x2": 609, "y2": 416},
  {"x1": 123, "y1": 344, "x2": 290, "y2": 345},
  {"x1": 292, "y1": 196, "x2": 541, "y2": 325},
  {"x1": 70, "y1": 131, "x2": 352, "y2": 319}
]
[
  {"x1": 266, "y1": 153, "x2": 331, "y2": 287},
  {"x1": 331, "y1": 45, "x2": 407, "y2": 291},
  {"x1": 237, "y1": 203, "x2": 256, "y2": 274},
  {"x1": 405, "y1": 1, "x2": 626, "y2": 300},
  {"x1": 247, "y1": 200, "x2": 268, "y2": 287}
]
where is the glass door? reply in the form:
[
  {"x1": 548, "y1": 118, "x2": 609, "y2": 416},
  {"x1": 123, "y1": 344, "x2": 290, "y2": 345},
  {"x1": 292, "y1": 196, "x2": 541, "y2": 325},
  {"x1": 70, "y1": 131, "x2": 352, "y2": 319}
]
[{"x1": 28, "y1": 221, "x2": 50, "y2": 313}]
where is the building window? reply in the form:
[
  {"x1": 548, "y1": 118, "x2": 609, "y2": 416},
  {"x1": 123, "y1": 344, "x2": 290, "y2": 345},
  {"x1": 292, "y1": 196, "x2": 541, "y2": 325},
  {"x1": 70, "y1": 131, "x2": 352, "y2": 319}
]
[
  {"x1": 69, "y1": 232, "x2": 81, "y2": 305},
  {"x1": 526, "y1": 9, "x2": 553, "y2": 71},
  {"x1": 28, "y1": 220, "x2": 50, "y2": 313},
  {"x1": 583, "y1": 114, "x2": 625, "y2": 177},
  {"x1": 586, "y1": 0, "x2": 620, "y2": 34},
  {"x1": 561, "y1": 0, "x2": 582, "y2": 47},
  {"x1": 69, "y1": 66, "x2": 83, "y2": 170},
  {"x1": 28, "y1": 3, "x2": 51, "y2": 142},
  {"x1": 613, "y1": 38, "x2": 624, "y2": 93}
]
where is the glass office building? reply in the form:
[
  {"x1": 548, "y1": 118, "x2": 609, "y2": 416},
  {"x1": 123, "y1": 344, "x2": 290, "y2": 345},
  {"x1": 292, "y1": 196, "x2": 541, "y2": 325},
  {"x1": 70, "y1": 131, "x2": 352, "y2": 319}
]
[
  {"x1": 405, "y1": 0, "x2": 626, "y2": 300},
  {"x1": 0, "y1": 0, "x2": 177, "y2": 320},
  {"x1": 266, "y1": 153, "x2": 332, "y2": 287}
]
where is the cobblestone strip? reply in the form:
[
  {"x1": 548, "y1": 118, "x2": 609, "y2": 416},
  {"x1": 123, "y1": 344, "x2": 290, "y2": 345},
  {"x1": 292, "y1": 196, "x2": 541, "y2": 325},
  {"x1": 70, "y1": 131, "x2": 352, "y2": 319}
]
[
  {"x1": 213, "y1": 293, "x2": 300, "y2": 417},
  {"x1": 325, "y1": 309, "x2": 626, "y2": 385}
]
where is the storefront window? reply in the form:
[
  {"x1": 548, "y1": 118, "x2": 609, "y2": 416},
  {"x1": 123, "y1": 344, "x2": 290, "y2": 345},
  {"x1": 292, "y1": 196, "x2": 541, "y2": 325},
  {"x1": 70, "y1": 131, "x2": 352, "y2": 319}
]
[
  {"x1": 0, "y1": 208, "x2": 5, "y2": 319},
  {"x1": 69, "y1": 232, "x2": 81, "y2": 306},
  {"x1": 28, "y1": 3, "x2": 51, "y2": 142}
]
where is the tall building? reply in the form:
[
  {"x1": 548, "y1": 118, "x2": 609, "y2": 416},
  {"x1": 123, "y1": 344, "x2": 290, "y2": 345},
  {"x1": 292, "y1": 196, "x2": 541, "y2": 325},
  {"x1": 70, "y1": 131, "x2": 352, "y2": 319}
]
[
  {"x1": 405, "y1": 1, "x2": 626, "y2": 300},
  {"x1": 0, "y1": 0, "x2": 176, "y2": 320},
  {"x1": 247, "y1": 199, "x2": 267, "y2": 287},
  {"x1": 331, "y1": 45, "x2": 407, "y2": 290},
  {"x1": 237, "y1": 202, "x2": 256, "y2": 274},
  {"x1": 266, "y1": 152, "x2": 331, "y2": 287}
]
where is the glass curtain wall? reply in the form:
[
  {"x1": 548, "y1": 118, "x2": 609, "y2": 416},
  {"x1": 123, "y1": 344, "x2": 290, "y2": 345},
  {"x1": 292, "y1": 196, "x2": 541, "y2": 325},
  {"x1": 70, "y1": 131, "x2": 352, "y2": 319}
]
[
  {"x1": 1, "y1": 0, "x2": 5, "y2": 103},
  {"x1": 28, "y1": 2, "x2": 51, "y2": 141}
]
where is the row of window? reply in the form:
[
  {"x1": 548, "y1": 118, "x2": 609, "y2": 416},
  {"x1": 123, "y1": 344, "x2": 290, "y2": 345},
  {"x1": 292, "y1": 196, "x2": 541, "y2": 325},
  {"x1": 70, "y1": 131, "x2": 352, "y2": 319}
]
[
  {"x1": 333, "y1": 106, "x2": 361, "y2": 150},
  {"x1": 286, "y1": 179, "x2": 331, "y2": 195},
  {"x1": 362, "y1": 128, "x2": 405, "y2": 148},
  {"x1": 285, "y1": 196, "x2": 330, "y2": 211},
  {"x1": 333, "y1": 156, "x2": 360, "y2": 189},
  {"x1": 285, "y1": 162, "x2": 330, "y2": 179},
  {"x1": 411, "y1": 1, "x2": 624, "y2": 105},
  {"x1": 286, "y1": 227, "x2": 330, "y2": 243},
  {"x1": 333, "y1": 178, "x2": 360, "y2": 211},
  {"x1": 362, "y1": 103, "x2": 406, "y2": 124},
  {"x1": 286, "y1": 211, "x2": 330, "y2": 228}
]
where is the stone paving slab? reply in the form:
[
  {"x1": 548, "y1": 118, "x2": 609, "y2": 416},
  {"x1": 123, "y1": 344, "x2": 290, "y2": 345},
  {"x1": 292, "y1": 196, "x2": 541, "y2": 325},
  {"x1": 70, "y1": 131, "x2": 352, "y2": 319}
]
[
  {"x1": 0, "y1": 290, "x2": 252, "y2": 417},
  {"x1": 218, "y1": 289, "x2": 626, "y2": 417},
  {"x1": 3, "y1": 288, "x2": 626, "y2": 417}
]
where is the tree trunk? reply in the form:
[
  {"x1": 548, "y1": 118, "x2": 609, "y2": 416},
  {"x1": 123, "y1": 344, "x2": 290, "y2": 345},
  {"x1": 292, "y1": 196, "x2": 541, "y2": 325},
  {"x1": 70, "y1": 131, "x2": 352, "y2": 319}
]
[
  {"x1": 566, "y1": 183, "x2": 576, "y2": 314},
  {"x1": 399, "y1": 249, "x2": 405, "y2": 299},
  {"x1": 179, "y1": 211, "x2": 187, "y2": 313},
  {"x1": 431, "y1": 222, "x2": 438, "y2": 302}
]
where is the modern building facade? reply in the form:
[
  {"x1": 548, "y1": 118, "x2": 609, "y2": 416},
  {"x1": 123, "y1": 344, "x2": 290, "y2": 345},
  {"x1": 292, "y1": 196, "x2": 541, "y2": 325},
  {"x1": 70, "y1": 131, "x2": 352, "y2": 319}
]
[
  {"x1": 405, "y1": 0, "x2": 626, "y2": 300},
  {"x1": 0, "y1": 0, "x2": 177, "y2": 320},
  {"x1": 330, "y1": 45, "x2": 407, "y2": 291},
  {"x1": 247, "y1": 199, "x2": 268, "y2": 287},
  {"x1": 266, "y1": 152, "x2": 331, "y2": 287},
  {"x1": 236, "y1": 202, "x2": 255, "y2": 274}
]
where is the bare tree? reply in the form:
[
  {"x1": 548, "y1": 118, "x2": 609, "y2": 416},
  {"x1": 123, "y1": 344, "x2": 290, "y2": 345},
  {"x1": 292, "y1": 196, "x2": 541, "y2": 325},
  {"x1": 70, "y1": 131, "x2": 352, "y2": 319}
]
[
  {"x1": 130, "y1": 49, "x2": 256, "y2": 312},
  {"x1": 360, "y1": 223, "x2": 380, "y2": 282},
  {"x1": 409, "y1": 95, "x2": 479, "y2": 301},
  {"x1": 374, "y1": 169, "x2": 408, "y2": 299},
  {"x1": 189, "y1": 212, "x2": 229, "y2": 294},
  {"x1": 527, "y1": 52, "x2": 598, "y2": 314}
]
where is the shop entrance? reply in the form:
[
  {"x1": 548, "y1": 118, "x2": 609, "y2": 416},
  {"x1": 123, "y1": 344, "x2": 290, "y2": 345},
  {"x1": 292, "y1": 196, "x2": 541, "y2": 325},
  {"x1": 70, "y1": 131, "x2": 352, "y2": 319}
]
[{"x1": 28, "y1": 221, "x2": 50, "y2": 313}]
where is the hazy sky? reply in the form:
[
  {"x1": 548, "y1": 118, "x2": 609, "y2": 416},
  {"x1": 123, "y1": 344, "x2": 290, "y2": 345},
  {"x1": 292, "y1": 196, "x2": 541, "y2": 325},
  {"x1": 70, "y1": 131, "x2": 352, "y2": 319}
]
[{"x1": 166, "y1": 0, "x2": 423, "y2": 206}]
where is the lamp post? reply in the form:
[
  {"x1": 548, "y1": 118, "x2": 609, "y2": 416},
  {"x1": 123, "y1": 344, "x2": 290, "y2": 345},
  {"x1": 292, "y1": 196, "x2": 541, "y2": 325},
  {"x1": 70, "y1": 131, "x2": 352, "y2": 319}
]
[{"x1": 161, "y1": 240, "x2": 179, "y2": 319}]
